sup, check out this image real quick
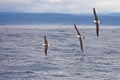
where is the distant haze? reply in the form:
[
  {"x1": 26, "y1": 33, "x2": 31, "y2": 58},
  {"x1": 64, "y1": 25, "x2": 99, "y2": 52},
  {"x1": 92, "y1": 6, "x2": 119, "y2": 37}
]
[{"x1": 0, "y1": 13, "x2": 120, "y2": 26}]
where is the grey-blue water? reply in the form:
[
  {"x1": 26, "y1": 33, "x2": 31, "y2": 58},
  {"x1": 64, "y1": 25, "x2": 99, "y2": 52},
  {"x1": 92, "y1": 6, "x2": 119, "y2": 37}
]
[{"x1": 0, "y1": 25, "x2": 120, "y2": 80}]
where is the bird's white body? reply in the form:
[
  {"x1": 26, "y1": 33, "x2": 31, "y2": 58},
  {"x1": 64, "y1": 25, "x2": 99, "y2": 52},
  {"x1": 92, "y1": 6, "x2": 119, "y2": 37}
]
[
  {"x1": 43, "y1": 44, "x2": 50, "y2": 46},
  {"x1": 93, "y1": 20, "x2": 101, "y2": 24},
  {"x1": 76, "y1": 35, "x2": 80, "y2": 38},
  {"x1": 76, "y1": 35, "x2": 85, "y2": 39}
]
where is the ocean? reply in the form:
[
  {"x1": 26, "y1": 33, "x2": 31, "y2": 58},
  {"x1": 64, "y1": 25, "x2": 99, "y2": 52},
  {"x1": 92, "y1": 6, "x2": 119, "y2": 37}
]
[
  {"x1": 0, "y1": 24, "x2": 120, "y2": 80},
  {"x1": 0, "y1": 12, "x2": 120, "y2": 80}
]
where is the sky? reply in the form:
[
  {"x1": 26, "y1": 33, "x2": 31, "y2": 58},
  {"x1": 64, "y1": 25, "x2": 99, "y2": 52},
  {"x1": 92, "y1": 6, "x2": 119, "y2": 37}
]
[{"x1": 0, "y1": 0, "x2": 120, "y2": 14}]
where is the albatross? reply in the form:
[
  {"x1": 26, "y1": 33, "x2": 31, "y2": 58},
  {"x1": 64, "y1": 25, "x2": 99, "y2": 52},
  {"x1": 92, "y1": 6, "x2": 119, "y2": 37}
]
[
  {"x1": 74, "y1": 24, "x2": 84, "y2": 52},
  {"x1": 93, "y1": 7, "x2": 101, "y2": 37},
  {"x1": 43, "y1": 35, "x2": 48, "y2": 56}
]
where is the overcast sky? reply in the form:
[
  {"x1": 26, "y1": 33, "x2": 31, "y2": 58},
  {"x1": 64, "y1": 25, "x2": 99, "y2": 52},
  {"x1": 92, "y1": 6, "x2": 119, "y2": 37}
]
[{"x1": 0, "y1": 0, "x2": 120, "y2": 14}]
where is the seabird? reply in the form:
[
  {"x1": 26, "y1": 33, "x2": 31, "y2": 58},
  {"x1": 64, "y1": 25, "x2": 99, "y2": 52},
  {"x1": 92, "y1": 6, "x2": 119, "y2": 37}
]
[
  {"x1": 74, "y1": 24, "x2": 84, "y2": 52},
  {"x1": 43, "y1": 35, "x2": 48, "y2": 56},
  {"x1": 93, "y1": 7, "x2": 101, "y2": 37}
]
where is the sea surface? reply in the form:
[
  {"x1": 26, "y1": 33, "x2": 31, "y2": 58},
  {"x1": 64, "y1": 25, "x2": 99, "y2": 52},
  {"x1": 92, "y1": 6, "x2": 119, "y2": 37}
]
[{"x1": 0, "y1": 25, "x2": 120, "y2": 80}]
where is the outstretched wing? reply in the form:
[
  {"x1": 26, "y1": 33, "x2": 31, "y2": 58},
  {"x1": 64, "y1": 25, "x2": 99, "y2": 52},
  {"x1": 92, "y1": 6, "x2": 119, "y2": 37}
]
[
  {"x1": 96, "y1": 22, "x2": 99, "y2": 37},
  {"x1": 44, "y1": 45, "x2": 48, "y2": 56},
  {"x1": 74, "y1": 24, "x2": 81, "y2": 36},
  {"x1": 44, "y1": 36, "x2": 48, "y2": 44},
  {"x1": 79, "y1": 37, "x2": 84, "y2": 52},
  {"x1": 93, "y1": 8, "x2": 98, "y2": 21},
  {"x1": 44, "y1": 36, "x2": 48, "y2": 56}
]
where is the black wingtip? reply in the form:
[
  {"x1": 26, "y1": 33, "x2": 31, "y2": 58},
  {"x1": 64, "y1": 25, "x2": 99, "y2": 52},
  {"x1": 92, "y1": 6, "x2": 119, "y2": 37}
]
[
  {"x1": 93, "y1": 7, "x2": 96, "y2": 10},
  {"x1": 97, "y1": 34, "x2": 99, "y2": 37},
  {"x1": 74, "y1": 24, "x2": 76, "y2": 27},
  {"x1": 45, "y1": 53, "x2": 47, "y2": 56},
  {"x1": 44, "y1": 35, "x2": 46, "y2": 38},
  {"x1": 80, "y1": 49, "x2": 84, "y2": 52},
  {"x1": 74, "y1": 24, "x2": 77, "y2": 29}
]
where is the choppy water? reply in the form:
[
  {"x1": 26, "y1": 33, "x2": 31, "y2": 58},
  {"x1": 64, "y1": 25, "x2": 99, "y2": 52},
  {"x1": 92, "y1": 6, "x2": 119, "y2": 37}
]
[{"x1": 0, "y1": 25, "x2": 120, "y2": 80}]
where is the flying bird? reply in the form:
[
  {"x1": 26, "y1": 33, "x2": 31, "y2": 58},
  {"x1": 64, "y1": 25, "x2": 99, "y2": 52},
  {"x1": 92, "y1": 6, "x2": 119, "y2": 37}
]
[
  {"x1": 43, "y1": 35, "x2": 48, "y2": 56},
  {"x1": 93, "y1": 7, "x2": 101, "y2": 37},
  {"x1": 74, "y1": 24, "x2": 84, "y2": 52}
]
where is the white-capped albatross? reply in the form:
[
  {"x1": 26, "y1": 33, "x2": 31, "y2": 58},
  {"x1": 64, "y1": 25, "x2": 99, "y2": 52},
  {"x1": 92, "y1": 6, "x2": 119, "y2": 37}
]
[
  {"x1": 93, "y1": 7, "x2": 101, "y2": 37},
  {"x1": 43, "y1": 35, "x2": 48, "y2": 56},
  {"x1": 74, "y1": 24, "x2": 84, "y2": 52}
]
